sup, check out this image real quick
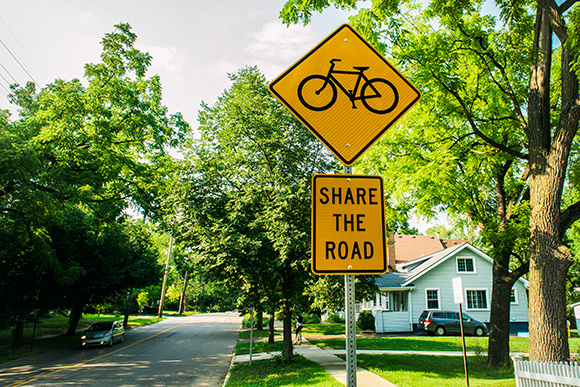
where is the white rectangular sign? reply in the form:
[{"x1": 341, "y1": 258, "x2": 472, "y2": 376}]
[{"x1": 452, "y1": 277, "x2": 464, "y2": 304}]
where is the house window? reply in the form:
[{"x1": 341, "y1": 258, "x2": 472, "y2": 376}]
[
  {"x1": 457, "y1": 257, "x2": 475, "y2": 273},
  {"x1": 466, "y1": 290, "x2": 488, "y2": 309},
  {"x1": 510, "y1": 288, "x2": 518, "y2": 304},
  {"x1": 426, "y1": 289, "x2": 440, "y2": 309}
]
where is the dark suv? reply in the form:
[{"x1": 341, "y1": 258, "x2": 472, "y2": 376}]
[{"x1": 418, "y1": 310, "x2": 488, "y2": 336}]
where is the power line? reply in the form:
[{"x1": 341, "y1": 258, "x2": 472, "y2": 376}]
[
  {"x1": 0, "y1": 16, "x2": 48, "y2": 84},
  {"x1": 0, "y1": 60, "x2": 18, "y2": 85},
  {"x1": 0, "y1": 37, "x2": 40, "y2": 88}
]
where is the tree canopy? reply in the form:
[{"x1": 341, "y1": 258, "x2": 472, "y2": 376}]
[
  {"x1": 280, "y1": 0, "x2": 580, "y2": 362},
  {"x1": 0, "y1": 23, "x2": 188, "y2": 339}
]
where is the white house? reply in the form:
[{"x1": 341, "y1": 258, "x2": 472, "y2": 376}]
[{"x1": 360, "y1": 235, "x2": 529, "y2": 333}]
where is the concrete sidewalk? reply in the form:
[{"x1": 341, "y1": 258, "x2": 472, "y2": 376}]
[
  {"x1": 234, "y1": 339, "x2": 397, "y2": 387},
  {"x1": 294, "y1": 340, "x2": 397, "y2": 387}
]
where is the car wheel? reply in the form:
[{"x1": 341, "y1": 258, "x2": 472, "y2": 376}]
[
  {"x1": 475, "y1": 327, "x2": 485, "y2": 336},
  {"x1": 108, "y1": 337, "x2": 114, "y2": 347},
  {"x1": 120, "y1": 334, "x2": 124, "y2": 343},
  {"x1": 435, "y1": 326, "x2": 446, "y2": 336}
]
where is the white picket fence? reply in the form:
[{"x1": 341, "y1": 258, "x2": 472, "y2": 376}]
[{"x1": 512, "y1": 356, "x2": 580, "y2": 387}]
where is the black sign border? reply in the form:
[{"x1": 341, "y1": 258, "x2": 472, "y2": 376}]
[{"x1": 311, "y1": 174, "x2": 387, "y2": 275}]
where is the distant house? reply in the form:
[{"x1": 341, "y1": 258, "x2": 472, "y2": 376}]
[{"x1": 360, "y1": 234, "x2": 529, "y2": 333}]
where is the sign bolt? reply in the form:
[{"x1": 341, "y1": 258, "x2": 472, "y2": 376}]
[
  {"x1": 348, "y1": 265, "x2": 353, "y2": 270},
  {"x1": 346, "y1": 144, "x2": 350, "y2": 147},
  {"x1": 344, "y1": 39, "x2": 348, "y2": 42}
]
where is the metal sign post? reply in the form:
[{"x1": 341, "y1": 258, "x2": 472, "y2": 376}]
[
  {"x1": 345, "y1": 274, "x2": 357, "y2": 386},
  {"x1": 453, "y1": 277, "x2": 469, "y2": 386},
  {"x1": 344, "y1": 165, "x2": 357, "y2": 387},
  {"x1": 268, "y1": 22, "x2": 421, "y2": 387}
]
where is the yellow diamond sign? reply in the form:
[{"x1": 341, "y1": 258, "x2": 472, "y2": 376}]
[{"x1": 269, "y1": 24, "x2": 421, "y2": 166}]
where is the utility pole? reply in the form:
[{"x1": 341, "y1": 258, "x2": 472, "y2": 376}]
[{"x1": 158, "y1": 234, "x2": 174, "y2": 318}]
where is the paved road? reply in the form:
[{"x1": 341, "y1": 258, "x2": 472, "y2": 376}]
[{"x1": 0, "y1": 313, "x2": 242, "y2": 387}]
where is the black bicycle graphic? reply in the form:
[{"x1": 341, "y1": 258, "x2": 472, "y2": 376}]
[{"x1": 297, "y1": 59, "x2": 399, "y2": 114}]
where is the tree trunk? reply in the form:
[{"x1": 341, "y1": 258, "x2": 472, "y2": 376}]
[
  {"x1": 123, "y1": 288, "x2": 133, "y2": 328},
  {"x1": 282, "y1": 301, "x2": 293, "y2": 360},
  {"x1": 256, "y1": 310, "x2": 263, "y2": 330},
  {"x1": 268, "y1": 310, "x2": 275, "y2": 344},
  {"x1": 526, "y1": 2, "x2": 577, "y2": 362},
  {"x1": 12, "y1": 315, "x2": 24, "y2": 349},
  {"x1": 66, "y1": 305, "x2": 83, "y2": 336},
  {"x1": 487, "y1": 266, "x2": 514, "y2": 367}
]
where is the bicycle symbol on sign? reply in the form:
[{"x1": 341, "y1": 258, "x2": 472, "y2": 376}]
[{"x1": 297, "y1": 59, "x2": 399, "y2": 114}]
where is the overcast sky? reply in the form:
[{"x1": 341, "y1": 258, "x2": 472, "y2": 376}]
[
  {"x1": 0, "y1": 0, "x2": 359, "y2": 125},
  {"x1": 0, "y1": 0, "x2": 445, "y2": 233}
]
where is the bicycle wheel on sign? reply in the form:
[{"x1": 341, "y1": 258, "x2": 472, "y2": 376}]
[
  {"x1": 361, "y1": 78, "x2": 399, "y2": 114},
  {"x1": 298, "y1": 75, "x2": 337, "y2": 112}
]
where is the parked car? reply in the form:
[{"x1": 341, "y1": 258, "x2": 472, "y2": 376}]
[
  {"x1": 418, "y1": 310, "x2": 488, "y2": 336},
  {"x1": 81, "y1": 321, "x2": 125, "y2": 347}
]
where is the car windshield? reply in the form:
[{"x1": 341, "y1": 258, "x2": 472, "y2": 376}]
[{"x1": 87, "y1": 322, "x2": 113, "y2": 331}]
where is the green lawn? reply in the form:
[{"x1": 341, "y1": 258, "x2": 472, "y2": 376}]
[
  {"x1": 303, "y1": 323, "x2": 580, "y2": 355},
  {"x1": 230, "y1": 322, "x2": 519, "y2": 387},
  {"x1": 356, "y1": 354, "x2": 515, "y2": 387},
  {"x1": 227, "y1": 355, "x2": 343, "y2": 387}
]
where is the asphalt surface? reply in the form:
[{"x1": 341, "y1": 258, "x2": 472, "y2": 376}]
[{"x1": 0, "y1": 313, "x2": 242, "y2": 387}]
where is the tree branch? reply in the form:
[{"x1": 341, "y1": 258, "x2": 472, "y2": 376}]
[
  {"x1": 545, "y1": 0, "x2": 568, "y2": 44},
  {"x1": 506, "y1": 261, "x2": 530, "y2": 284},
  {"x1": 559, "y1": 0, "x2": 578, "y2": 13},
  {"x1": 560, "y1": 200, "x2": 580, "y2": 236}
]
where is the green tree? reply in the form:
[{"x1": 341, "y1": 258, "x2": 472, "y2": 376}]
[
  {"x1": 48, "y1": 206, "x2": 161, "y2": 334},
  {"x1": 178, "y1": 66, "x2": 336, "y2": 359},
  {"x1": 281, "y1": 0, "x2": 580, "y2": 363},
  {"x1": 0, "y1": 23, "x2": 188, "y2": 339}
]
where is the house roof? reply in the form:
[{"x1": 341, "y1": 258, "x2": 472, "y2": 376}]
[
  {"x1": 402, "y1": 243, "x2": 482, "y2": 285},
  {"x1": 391, "y1": 234, "x2": 469, "y2": 263},
  {"x1": 376, "y1": 271, "x2": 411, "y2": 289},
  {"x1": 378, "y1": 241, "x2": 529, "y2": 290}
]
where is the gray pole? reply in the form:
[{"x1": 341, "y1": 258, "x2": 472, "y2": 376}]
[
  {"x1": 249, "y1": 307, "x2": 254, "y2": 366},
  {"x1": 158, "y1": 234, "x2": 174, "y2": 318},
  {"x1": 343, "y1": 164, "x2": 357, "y2": 387},
  {"x1": 459, "y1": 303, "x2": 469, "y2": 386}
]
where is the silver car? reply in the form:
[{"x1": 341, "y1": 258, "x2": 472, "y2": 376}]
[{"x1": 81, "y1": 321, "x2": 125, "y2": 347}]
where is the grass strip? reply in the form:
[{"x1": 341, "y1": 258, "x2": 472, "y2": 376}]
[
  {"x1": 227, "y1": 355, "x2": 343, "y2": 387},
  {"x1": 235, "y1": 341, "x2": 285, "y2": 356},
  {"x1": 355, "y1": 353, "x2": 516, "y2": 387},
  {"x1": 308, "y1": 335, "x2": 552, "y2": 354}
]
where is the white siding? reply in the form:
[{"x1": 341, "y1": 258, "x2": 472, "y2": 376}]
[
  {"x1": 410, "y1": 252, "x2": 494, "y2": 324},
  {"x1": 375, "y1": 311, "x2": 411, "y2": 333},
  {"x1": 409, "y1": 250, "x2": 529, "y2": 325},
  {"x1": 509, "y1": 280, "x2": 529, "y2": 322}
]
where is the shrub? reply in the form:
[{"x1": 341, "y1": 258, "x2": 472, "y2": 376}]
[
  {"x1": 357, "y1": 311, "x2": 375, "y2": 331},
  {"x1": 327, "y1": 313, "x2": 345, "y2": 323},
  {"x1": 241, "y1": 313, "x2": 270, "y2": 328},
  {"x1": 275, "y1": 310, "x2": 284, "y2": 321},
  {"x1": 304, "y1": 314, "x2": 321, "y2": 324}
]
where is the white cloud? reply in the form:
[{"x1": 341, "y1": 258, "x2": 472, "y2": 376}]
[
  {"x1": 247, "y1": 22, "x2": 316, "y2": 78},
  {"x1": 79, "y1": 12, "x2": 102, "y2": 25}
]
